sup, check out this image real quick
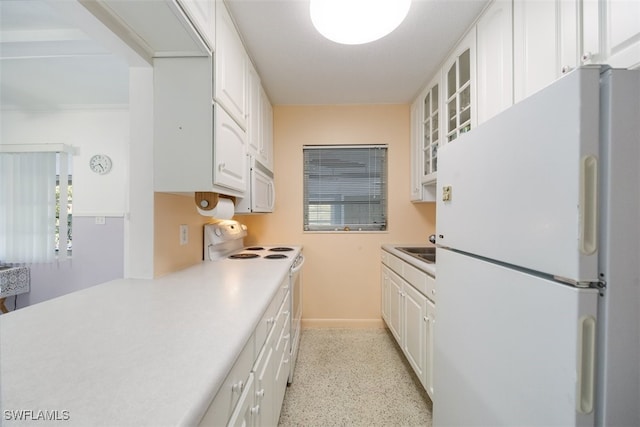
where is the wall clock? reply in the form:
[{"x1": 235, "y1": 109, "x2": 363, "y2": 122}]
[{"x1": 89, "y1": 154, "x2": 113, "y2": 175}]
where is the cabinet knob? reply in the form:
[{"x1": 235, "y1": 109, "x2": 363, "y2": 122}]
[
  {"x1": 218, "y1": 162, "x2": 226, "y2": 171},
  {"x1": 581, "y1": 52, "x2": 592, "y2": 63},
  {"x1": 256, "y1": 389, "x2": 265, "y2": 398},
  {"x1": 232, "y1": 380, "x2": 244, "y2": 393},
  {"x1": 561, "y1": 65, "x2": 572, "y2": 74},
  {"x1": 251, "y1": 405, "x2": 260, "y2": 415}
]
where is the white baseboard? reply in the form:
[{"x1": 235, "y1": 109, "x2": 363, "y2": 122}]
[{"x1": 301, "y1": 318, "x2": 385, "y2": 329}]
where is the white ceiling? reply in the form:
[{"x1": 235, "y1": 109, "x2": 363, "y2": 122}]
[
  {"x1": 227, "y1": 0, "x2": 490, "y2": 104},
  {"x1": 0, "y1": 0, "x2": 490, "y2": 109}
]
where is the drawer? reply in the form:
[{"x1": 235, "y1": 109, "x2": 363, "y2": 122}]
[
  {"x1": 404, "y1": 261, "x2": 436, "y2": 302},
  {"x1": 200, "y1": 334, "x2": 255, "y2": 426},
  {"x1": 254, "y1": 288, "x2": 285, "y2": 354},
  {"x1": 381, "y1": 250, "x2": 390, "y2": 266},
  {"x1": 387, "y1": 253, "x2": 404, "y2": 276}
]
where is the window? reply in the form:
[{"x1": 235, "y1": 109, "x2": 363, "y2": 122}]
[
  {"x1": 0, "y1": 145, "x2": 72, "y2": 263},
  {"x1": 303, "y1": 145, "x2": 387, "y2": 232}
]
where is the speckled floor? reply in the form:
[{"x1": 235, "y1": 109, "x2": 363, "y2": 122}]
[{"x1": 278, "y1": 328, "x2": 433, "y2": 427}]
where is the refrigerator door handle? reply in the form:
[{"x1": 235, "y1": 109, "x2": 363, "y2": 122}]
[
  {"x1": 576, "y1": 315, "x2": 596, "y2": 414},
  {"x1": 579, "y1": 155, "x2": 598, "y2": 255}
]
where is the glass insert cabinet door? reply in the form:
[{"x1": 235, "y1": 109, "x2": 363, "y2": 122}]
[
  {"x1": 422, "y1": 84, "x2": 439, "y2": 181},
  {"x1": 446, "y1": 48, "x2": 472, "y2": 142}
]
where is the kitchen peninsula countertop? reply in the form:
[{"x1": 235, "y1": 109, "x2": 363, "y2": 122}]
[
  {"x1": 0, "y1": 251, "x2": 299, "y2": 426},
  {"x1": 382, "y1": 244, "x2": 437, "y2": 277}
]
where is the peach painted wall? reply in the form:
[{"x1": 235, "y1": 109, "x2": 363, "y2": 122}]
[
  {"x1": 238, "y1": 104, "x2": 436, "y2": 328},
  {"x1": 154, "y1": 193, "x2": 213, "y2": 277}
]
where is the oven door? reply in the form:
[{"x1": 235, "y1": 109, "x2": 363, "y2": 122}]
[{"x1": 288, "y1": 254, "x2": 304, "y2": 383}]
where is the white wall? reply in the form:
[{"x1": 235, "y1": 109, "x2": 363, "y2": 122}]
[
  {"x1": 1, "y1": 109, "x2": 129, "y2": 215},
  {"x1": 1, "y1": 108, "x2": 129, "y2": 307}
]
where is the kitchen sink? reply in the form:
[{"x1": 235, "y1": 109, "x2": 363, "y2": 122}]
[{"x1": 397, "y1": 247, "x2": 436, "y2": 263}]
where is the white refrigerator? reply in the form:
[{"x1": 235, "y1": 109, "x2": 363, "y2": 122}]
[{"x1": 433, "y1": 66, "x2": 640, "y2": 426}]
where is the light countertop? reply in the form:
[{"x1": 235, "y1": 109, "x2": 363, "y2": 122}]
[
  {"x1": 382, "y1": 244, "x2": 437, "y2": 277},
  {"x1": 0, "y1": 250, "x2": 300, "y2": 426}
]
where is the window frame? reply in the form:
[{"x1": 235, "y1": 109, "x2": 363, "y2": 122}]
[{"x1": 303, "y1": 144, "x2": 388, "y2": 233}]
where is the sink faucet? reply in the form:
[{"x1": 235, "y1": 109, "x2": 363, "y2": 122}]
[{"x1": 429, "y1": 234, "x2": 436, "y2": 244}]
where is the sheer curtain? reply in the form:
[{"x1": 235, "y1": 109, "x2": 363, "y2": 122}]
[{"x1": 0, "y1": 147, "x2": 67, "y2": 263}]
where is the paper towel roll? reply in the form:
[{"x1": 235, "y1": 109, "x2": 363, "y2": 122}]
[{"x1": 197, "y1": 197, "x2": 235, "y2": 219}]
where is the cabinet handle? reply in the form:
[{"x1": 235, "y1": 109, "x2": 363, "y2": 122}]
[
  {"x1": 218, "y1": 162, "x2": 226, "y2": 171},
  {"x1": 283, "y1": 310, "x2": 290, "y2": 316},
  {"x1": 283, "y1": 358, "x2": 290, "y2": 364},
  {"x1": 232, "y1": 380, "x2": 244, "y2": 393},
  {"x1": 256, "y1": 389, "x2": 265, "y2": 398},
  {"x1": 250, "y1": 405, "x2": 260, "y2": 415}
]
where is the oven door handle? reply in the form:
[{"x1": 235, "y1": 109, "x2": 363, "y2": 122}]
[{"x1": 290, "y1": 255, "x2": 305, "y2": 274}]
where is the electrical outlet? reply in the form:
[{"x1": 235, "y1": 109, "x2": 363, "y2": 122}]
[
  {"x1": 179, "y1": 224, "x2": 188, "y2": 245},
  {"x1": 95, "y1": 216, "x2": 106, "y2": 225}
]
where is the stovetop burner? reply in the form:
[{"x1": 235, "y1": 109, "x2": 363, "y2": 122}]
[
  {"x1": 269, "y1": 247, "x2": 294, "y2": 252},
  {"x1": 265, "y1": 254, "x2": 288, "y2": 259},
  {"x1": 229, "y1": 253, "x2": 260, "y2": 259},
  {"x1": 245, "y1": 246, "x2": 265, "y2": 251}
]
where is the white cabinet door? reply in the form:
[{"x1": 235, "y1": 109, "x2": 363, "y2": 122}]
[
  {"x1": 402, "y1": 282, "x2": 427, "y2": 389},
  {"x1": 381, "y1": 264, "x2": 391, "y2": 321},
  {"x1": 387, "y1": 269, "x2": 403, "y2": 344},
  {"x1": 425, "y1": 298, "x2": 435, "y2": 399},
  {"x1": 228, "y1": 373, "x2": 256, "y2": 427},
  {"x1": 260, "y1": 87, "x2": 273, "y2": 169},
  {"x1": 476, "y1": 0, "x2": 513, "y2": 124},
  {"x1": 247, "y1": 61, "x2": 262, "y2": 159},
  {"x1": 513, "y1": 0, "x2": 578, "y2": 103},
  {"x1": 254, "y1": 345, "x2": 275, "y2": 427},
  {"x1": 442, "y1": 30, "x2": 476, "y2": 143},
  {"x1": 602, "y1": 0, "x2": 640, "y2": 68},
  {"x1": 214, "y1": 106, "x2": 247, "y2": 192},
  {"x1": 215, "y1": 0, "x2": 247, "y2": 129},
  {"x1": 410, "y1": 98, "x2": 423, "y2": 201},
  {"x1": 178, "y1": 0, "x2": 215, "y2": 50}
]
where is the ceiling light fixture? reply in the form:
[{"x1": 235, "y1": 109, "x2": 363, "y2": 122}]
[{"x1": 310, "y1": 0, "x2": 411, "y2": 45}]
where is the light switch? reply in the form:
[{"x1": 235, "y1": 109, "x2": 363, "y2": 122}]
[{"x1": 442, "y1": 186, "x2": 452, "y2": 202}]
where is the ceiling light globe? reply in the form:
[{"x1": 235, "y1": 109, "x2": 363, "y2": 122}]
[{"x1": 310, "y1": 0, "x2": 411, "y2": 45}]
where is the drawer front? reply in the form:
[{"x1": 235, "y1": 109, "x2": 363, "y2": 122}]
[
  {"x1": 200, "y1": 335, "x2": 255, "y2": 426},
  {"x1": 381, "y1": 250, "x2": 390, "y2": 266},
  {"x1": 255, "y1": 287, "x2": 287, "y2": 354},
  {"x1": 388, "y1": 253, "x2": 404, "y2": 276},
  {"x1": 425, "y1": 273, "x2": 436, "y2": 302},
  {"x1": 403, "y1": 262, "x2": 428, "y2": 296}
]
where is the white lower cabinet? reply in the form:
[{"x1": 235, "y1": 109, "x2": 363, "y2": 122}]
[
  {"x1": 381, "y1": 249, "x2": 435, "y2": 399},
  {"x1": 200, "y1": 279, "x2": 290, "y2": 426}
]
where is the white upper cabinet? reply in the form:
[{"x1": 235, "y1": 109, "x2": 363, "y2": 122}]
[
  {"x1": 215, "y1": 1, "x2": 248, "y2": 130},
  {"x1": 247, "y1": 61, "x2": 274, "y2": 170},
  {"x1": 153, "y1": 57, "x2": 246, "y2": 196},
  {"x1": 513, "y1": 0, "x2": 578, "y2": 103},
  {"x1": 476, "y1": 0, "x2": 513, "y2": 124},
  {"x1": 177, "y1": 0, "x2": 215, "y2": 50},
  {"x1": 260, "y1": 87, "x2": 274, "y2": 170},
  {"x1": 443, "y1": 31, "x2": 476, "y2": 143},
  {"x1": 421, "y1": 78, "x2": 441, "y2": 182},
  {"x1": 596, "y1": 0, "x2": 640, "y2": 68},
  {"x1": 410, "y1": 97, "x2": 423, "y2": 202}
]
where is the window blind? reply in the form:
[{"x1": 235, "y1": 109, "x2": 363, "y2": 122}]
[{"x1": 303, "y1": 145, "x2": 387, "y2": 231}]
